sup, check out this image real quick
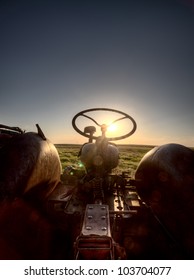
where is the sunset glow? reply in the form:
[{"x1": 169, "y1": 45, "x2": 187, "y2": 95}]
[
  {"x1": 107, "y1": 123, "x2": 117, "y2": 132},
  {"x1": 1, "y1": 1, "x2": 193, "y2": 147}
]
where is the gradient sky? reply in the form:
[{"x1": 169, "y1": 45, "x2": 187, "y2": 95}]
[{"x1": 0, "y1": 0, "x2": 194, "y2": 146}]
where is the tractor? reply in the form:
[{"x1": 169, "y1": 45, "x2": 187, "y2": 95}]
[{"x1": 0, "y1": 108, "x2": 194, "y2": 259}]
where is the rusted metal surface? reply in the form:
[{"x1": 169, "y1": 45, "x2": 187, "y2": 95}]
[{"x1": 0, "y1": 132, "x2": 62, "y2": 200}]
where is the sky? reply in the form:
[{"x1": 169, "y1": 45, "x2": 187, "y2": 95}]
[{"x1": 0, "y1": 0, "x2": 194, "y2": 146}]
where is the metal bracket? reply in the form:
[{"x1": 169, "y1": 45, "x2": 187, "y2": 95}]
[
  {"x1": 81, "y1": 204, "x2": 111, "y2": 236},
  {"x1": 74, "y1": 204, "x2": 114, "y2": 259}
]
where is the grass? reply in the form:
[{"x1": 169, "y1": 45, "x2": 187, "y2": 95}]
[{"x1": 55, "y1": 144, "x2": 154, "y2": 176}]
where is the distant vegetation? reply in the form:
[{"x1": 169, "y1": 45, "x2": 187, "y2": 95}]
[{"x1": 55, "y1": 144, "x2": 154, "y2": 176}]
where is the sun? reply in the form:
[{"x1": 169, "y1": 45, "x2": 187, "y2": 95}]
[{"x1": 107, "y1": 123, "x2": 117, "y2": 132}]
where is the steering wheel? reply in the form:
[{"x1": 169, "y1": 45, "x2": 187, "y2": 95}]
[{"x1": 72, "y1": 108, "x2": 137, "y2": 141}]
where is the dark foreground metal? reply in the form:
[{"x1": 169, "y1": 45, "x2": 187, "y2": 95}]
[{"x1": 0, "y1": 114, "x2": 194, "y2": 260}]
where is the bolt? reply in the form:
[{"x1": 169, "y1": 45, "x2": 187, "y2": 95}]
[{"x1": 86, "y1": 226, "x2": 92, "y2": 230}]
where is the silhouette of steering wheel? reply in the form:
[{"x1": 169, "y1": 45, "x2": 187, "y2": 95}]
[{"x1": 72, "y1": 108, "x2": 137, "y2": 141}]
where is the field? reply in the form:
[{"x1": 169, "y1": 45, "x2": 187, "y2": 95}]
[{"x1": 55, "y1": 144, "x2": 154, "y2": 177}]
